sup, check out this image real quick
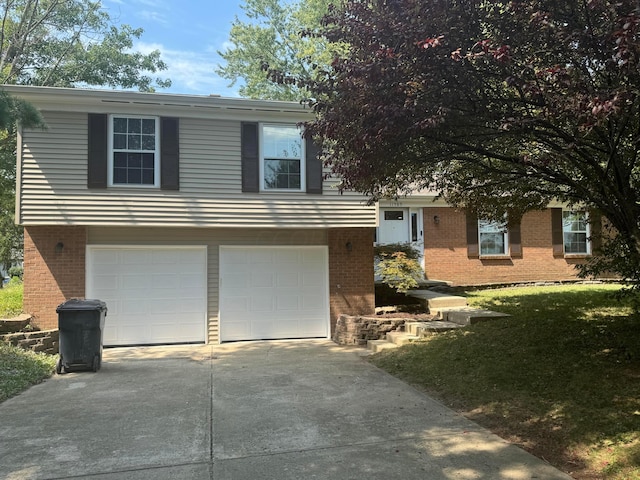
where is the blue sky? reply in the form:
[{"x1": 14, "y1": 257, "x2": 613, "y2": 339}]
[{"x1": 103, "y1": 0, "x2": 246, "y2": 97}]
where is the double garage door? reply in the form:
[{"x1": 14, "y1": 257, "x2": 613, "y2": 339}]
[{"x1": 87, "y1": 246, "x2": 329, "y2": 346}]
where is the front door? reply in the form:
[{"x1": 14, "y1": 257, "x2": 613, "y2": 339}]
[{"x1": 377, "y1": 208, "x2": 424, "y2": 268}]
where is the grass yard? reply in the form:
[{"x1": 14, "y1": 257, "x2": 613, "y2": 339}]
[
  {"x1": 369, "y1": 284, "x2": 640, "y2": 480},
  {"x1": 0, "y1": 281, "x2": 55, "y2": 403}
]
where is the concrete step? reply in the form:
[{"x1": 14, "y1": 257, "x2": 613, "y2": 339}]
[
  {"x1": 386, "y1": 331, "x2": 420, "y2": 346},
  {"x1": 367, "y1": 339, "x2": 400, "y2": 352},
  {"x1": 440, "y1": 307, "x2": 511, "y2": 326},
  {"x1": 416, "y1": 321, "x2": 465, "y2": 333},
  {"x1": 407, "y1": 290, "x2": 468, "y2": 313}
]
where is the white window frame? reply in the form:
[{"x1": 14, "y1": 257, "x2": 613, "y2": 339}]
[
  {"x1": 259, "y1": 123, "x2": 305, "y2": 192},
  {"x1": 478, "y1": 217, "x2": 509, "y2": 256},
  {"x1": 108, "y1": 115, "x2": 160, "y2": 188},
  {"x1": 563, "y1": 210, "x2": 591, "y2": 255}
]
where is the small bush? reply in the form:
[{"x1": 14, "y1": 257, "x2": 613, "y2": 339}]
[
  {"x1": 8, "y1": 266, "x2": 23, "y2": 280},
  {"x1": 374, "y1": 243, "x2": 424, "y2": 294},
  {"x1": 0, "y1": 281, "x2": 23, "y2": 317}
]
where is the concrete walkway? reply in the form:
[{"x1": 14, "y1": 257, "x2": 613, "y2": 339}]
[{"x1": 0, "y1": 341, "x2": 572, "y2": 479}]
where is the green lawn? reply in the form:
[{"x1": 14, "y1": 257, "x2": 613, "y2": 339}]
[
  {"x1": 0, "y1": 282, "x2": 56, "y2": 403},
  {"x1": 369, "y1": 284, "x2": 640, "y2": 480}
]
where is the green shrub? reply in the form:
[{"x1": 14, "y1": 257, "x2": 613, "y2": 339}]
[
  {"x1": 8, "y1": 266, "x2": 23, "y2": 279},
  {"x1": 374, "y1": 243, "x2": 424, "y2": 293},
  {"x1": 0, "y1": 281, "x2": 23, "y2": 317}
]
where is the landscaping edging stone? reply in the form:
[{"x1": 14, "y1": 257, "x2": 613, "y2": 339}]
[
  {"x1": 0, "y1": 329, "x2": 59, "y2": 355},
  {"x1": 333, "y1": 315, "x2": 405, "y2": 346}
]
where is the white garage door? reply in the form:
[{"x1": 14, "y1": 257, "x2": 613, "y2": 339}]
[
  {"x1": 219, "y1": 246, "x2": 329, "y2": 342},
  {"x1": 87, "y1": 246, "x2": 207, "y2": 346}
]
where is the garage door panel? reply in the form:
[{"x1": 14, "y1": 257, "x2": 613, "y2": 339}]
[
  {"x1": 88, "y1": 247, "x2": 207, "y2": 346},
  {"x1": 220, "y1": 246, "x2": 328, "y2": 342}
]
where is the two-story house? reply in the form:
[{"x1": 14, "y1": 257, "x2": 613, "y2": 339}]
[{"x1": 6, "y1": 85, "x2": 377, "y2": 346}]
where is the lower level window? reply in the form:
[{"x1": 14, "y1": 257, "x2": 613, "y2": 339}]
[
  {"x1": 479, "y1": 218, "x2": 508, "y2": 255},
  {"x1": 563, "y1": 211, "x2": 590, "y2": 254}
]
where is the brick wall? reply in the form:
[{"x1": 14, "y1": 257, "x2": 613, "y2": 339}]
[
  {"x1": 23, "y1": 226, "x2": 87, "y2": 329},
  {"x1": 328, "y1": 228, "x2": 376, "y2": 335},
  {"x1": 423, "y1": 208, "x2": 592, "y2": 286}
]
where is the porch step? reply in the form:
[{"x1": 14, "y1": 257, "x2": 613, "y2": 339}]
[
  {"x1": 436, "y1": 307, "x2": 511, "y2": 326},
  {"x1": 407, "y1": 290, "x2": 468, "y2": 314},
  {"x1": 386, "y1": 331, "x2": 420, "y2": 346},
  {"x1": 405, "y1": 321, "x2": 464, "y2": 335},
  {"x1": 367, "y1": 339, "x2": 400, "y2": 352}
]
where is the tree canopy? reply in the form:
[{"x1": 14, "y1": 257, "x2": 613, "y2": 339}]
[
  {"x1": 217, "y1": 0, "x2": 336, "y2": 101},
  {"x1": 291, "y1": 0, "x2": 640, "y2": 290},
  {"x1": 0, "y1": 0, "x2": 171, "y2": 272}
]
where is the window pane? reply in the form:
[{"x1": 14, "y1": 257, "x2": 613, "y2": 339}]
[
  {"x1": 141, "y1": 135, "x2": 155, "y2": 150},
  {"x1": 480, "y1": 232, "x2": 506, "y2": 255},
  {"x1": 113, "y1": 117, "x2": 127, "y2": 133},
  {"x1": 113, "y1": 133, "x2": 127, "y2": 150},
  {"x1": 128, "y1": 168, "x2": 141, "y2": 184},
  {"x1": 263, "y1": 125, "x2": 302, "y2": 159},
  {"x1": 128, "y1": 118, "x2": 142, "y2": 133},
  {"x1": 128, "y1": 153, "x2": 142, "y2": 168},
  {"x1": 142, "y1": 154, "x2": 155, "y2": 169},
  {"x1": 142, "y1": 119, "x2": 155, "y2": 135},
  {"x1": 128, "y1": 134, "x2": 141, "y2": 150},
  {"x1": 113, "y1": 168, "x2": 127, "y2": 184},
  {"x1": 113, "y1": 152, "x2": 127, "y2": 168},
  {"x1": 264, "y1": 159, "x2": 301, "y2": 189},
  {"x1": 141, "y1": 169, "x2": 154, "y2": 185}
]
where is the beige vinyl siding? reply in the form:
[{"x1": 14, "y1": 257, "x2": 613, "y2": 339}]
[
  {"x1": 19, "y1": 111, "x2": 374, "y2": 227},
  {"x1": 87, "y1": 226, "x2": 328, "y2": 343}
]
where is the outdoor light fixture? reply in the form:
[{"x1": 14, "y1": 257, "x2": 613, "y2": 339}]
[
  {"x1": 345, "y1": 241, "x2": 353, "y2": 252},
  {"x1": 55, "y1": 242, "x2": 64, "y2": 253},
  {"x1": 433, "y1": 215, "x2": 440, "y2": 225}
]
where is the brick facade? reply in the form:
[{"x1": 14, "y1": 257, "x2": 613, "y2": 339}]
[
  {"x1": 328, "y1": 228, "x2": 376, "y2": 335},
  {"x1": 423, "y1": 208, "x2": 591, "y2": 286},
  {"x1": 23, "y1": 226, "x2": 87, "y2": 329}
]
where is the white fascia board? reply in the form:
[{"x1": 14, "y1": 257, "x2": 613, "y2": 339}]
[{"x1": 1, "y1": 85, "x2": 313, "y2": 123}]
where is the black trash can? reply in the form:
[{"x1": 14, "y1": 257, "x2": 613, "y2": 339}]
[{"x1": 56, "y1": 299, "x2": 107, "y2": 374}]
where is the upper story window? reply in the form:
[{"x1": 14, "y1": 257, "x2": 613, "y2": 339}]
[
  {"x1": 260, "y1": 124, "x2": 305, "y2": 191},
  {"x1": 479, "y1": 218, "x2": 509, "y2": 256},
  {"x1": 109, "y1": 116, "x2": 160, "y2": 187},
  {"x1": 563, "y1": 211, "x2": 590, "y2": 254}
]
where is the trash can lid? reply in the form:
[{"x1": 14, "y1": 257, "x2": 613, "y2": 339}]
[{"x1": 56, "y1": 299, "x2": 107, "y2": 313}]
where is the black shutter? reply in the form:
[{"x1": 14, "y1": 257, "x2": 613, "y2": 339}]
[
  {"x1": 509, "y1": 220, "x2": 522, "y2": 258},
  {"x1": 87, "y1": 113, "x2": 108, "y2": 188},
  {"x1": 466, "y1": 212, "x2": 479, "y2": 258},
  {"x1": 241, "y1": 122, "x2": 259, "y2": 192},
  {"x1": 589, "y1": 210, "x2": 602, "y2": 254},
  {"x1": 305, "y1": 136, "x2": 322, "y2": 194},
  {"x1": 160, "y1": 117, "x2": 179, "y2": 190},
  {"x1": 551, "y1": 208, "x2": 564, "y2": 256}
]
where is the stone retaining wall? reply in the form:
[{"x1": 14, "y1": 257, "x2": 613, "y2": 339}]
[
  {"x1": 333, "y1": 315, "x2": 405, "y2": 346},
  {"x1": 0, "y1": 329, "x2": 59, "y2": 355}
]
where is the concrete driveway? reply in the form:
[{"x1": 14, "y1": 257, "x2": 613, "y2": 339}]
[{"x1": 0, "y1": 340, "x2": 572, "y2": 480}]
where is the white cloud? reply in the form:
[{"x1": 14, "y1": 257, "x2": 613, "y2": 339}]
[{"x1": 134, "y1": 41, "x2": 239, "y2": 96}]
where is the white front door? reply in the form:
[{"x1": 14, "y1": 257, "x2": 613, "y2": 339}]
[
  {"x1": 377, "y1": 208, "x2": 424, "y2": 267},
  {"x1": 86, "y1": 246, "x2": 208, "y2": 346},
  {"x1": 219, "y1": 246, "x2": 329, "y2": 342}
]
